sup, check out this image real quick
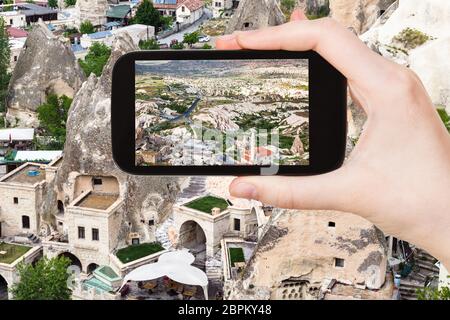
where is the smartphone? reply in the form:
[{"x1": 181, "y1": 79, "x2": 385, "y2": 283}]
[{"x1": 111, "y1": 50, "x2": 347, "y2": 176}]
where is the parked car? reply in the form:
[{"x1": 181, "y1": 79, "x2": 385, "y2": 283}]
[{"x1": 198, "y1": 35, "x2": 210, "y2": 43}]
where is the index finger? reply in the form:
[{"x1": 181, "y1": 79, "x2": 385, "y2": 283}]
[{"x1": 216, "y1": 18, "x2": 396, "y2": 92}]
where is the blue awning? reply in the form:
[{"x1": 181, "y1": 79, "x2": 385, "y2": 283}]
[{"x1": 88, "y1": 31, "x2": 112, "y2": 39}]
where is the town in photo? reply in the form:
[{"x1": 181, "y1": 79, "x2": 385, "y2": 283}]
[{"x1": 135, "y1": 59, "x2": 309, "y2": 166}]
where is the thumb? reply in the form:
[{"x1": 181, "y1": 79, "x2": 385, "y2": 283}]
[{"x1": 229, "y1": 170, "x2": 352, "y2": 211}]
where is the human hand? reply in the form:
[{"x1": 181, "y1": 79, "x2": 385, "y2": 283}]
[{"x1": 216, "y1": 10, "x2": 450, "y2": 267}]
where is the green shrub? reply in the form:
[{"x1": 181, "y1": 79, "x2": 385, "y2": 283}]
[
  {"x1": 393, "y1": 28, "x2": 431, "y2": 50},
  {"x1": 64, "y1": 0, "x2": 76, "y2": 7},
  {"x1": 79, "y1": 20, "x2": 95, "y2": 35},
  {"x1": 201, "y1": 43, "x2": 212, "y2": 50}
]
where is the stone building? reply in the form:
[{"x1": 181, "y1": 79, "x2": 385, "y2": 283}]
[
  {"x1": 225, "y1": 210, "x2": 393, "y2": 300},
  {"x1": 0, "y1": 163, "x2": 48, "y2": 238},
  {"x1": 173, "y1": 194, "x2": 258, "y2": 257}
]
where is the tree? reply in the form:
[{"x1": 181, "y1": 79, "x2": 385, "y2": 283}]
[
  {"x1": 37, "y1": 94, "x2": 72, "y2": 141},
  {"x1": 183, "y1": 31, "x2": 199, "y2": 48},
  {"x1": 78, "y1": 42, "x2": 111, "y2": 77},
  {"x1": 0, "y1": 18, "x2": 11, "y2": 113},
  {"x1": 417, "y1": 283, "x2": 450, "y2": 300},
  {"x1": 160, "y1": 15, "x2": 173, "y2": 30},
  {"x1": 79, "y1": 20, "x2": 95, "y2": 34},
  {"x1": 133, "y1": 0, "x2": 161, "y2": 30},
  {"x1": 47, "y1": 0, "x2": 58, "y2": 7},
  {"x1": 64, "y1": 0, "x2": 76, "y2": 7},
  {"x1": 10, "y1": 257, "x2": 72, "y2": 300}
]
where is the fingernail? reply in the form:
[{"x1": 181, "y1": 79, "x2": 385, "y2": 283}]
[
  {"x1": 231, "y1": 182, "x2": 258, "y2": 200},
  {"x1": 218, "y1": 34, "x2": 237, "y2": 41}
]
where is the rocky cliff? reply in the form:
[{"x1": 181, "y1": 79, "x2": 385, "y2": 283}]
[
  {"x1": 50, "y1": 33, "x2": 182, "y2": 247},
  {"x1": 6, "y1": 22, "x2": 85, "y2": 127},
  {"x1": 225, "y1": 0, "x2": 286, "y2": 34},
  {"x1": 329, "y1": 0, "x2": 396, "y2": 34},
  {"x1": 75, "y1": 0, "x2": 109, "y2": 27},
  {"x1": 361, "y1": 0, "x2": 450, "y2": 112}
]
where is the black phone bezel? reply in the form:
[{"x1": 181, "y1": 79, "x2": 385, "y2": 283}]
[{"x1": 111, "y1": 50, "x2": 347, "y2": 176}]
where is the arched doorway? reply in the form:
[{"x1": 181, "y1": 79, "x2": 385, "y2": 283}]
[
  {"x1": 178, "y1": 220, "x2": 206, "y2": 254},
  {"x1": 87, "y1": 263, "x2": 99, "y2": 274},
  {"x1": 0, "y1": 275, "x2": 8, "y2": 300},
  {"x1": 58, "y1": 252, "x2": 82, "y2": 271}
]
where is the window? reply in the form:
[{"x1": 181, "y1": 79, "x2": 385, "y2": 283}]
[
  {"x1": 22, "y1": 216, "x2": 30, "y2": 229},
  {"x1": 13, "y1": 197, "x2": 18, "y2": 204},
  {"x1": 328, "y1": 221, "x2": 336, "y2": 227},
  {"x1": 334, "y1": 258, "x2": 345, "y2": 268},
  {"x1": 14, "y1": 56, "x2": 17, "y2": 62},
  {"x1": 10, "y1": 19, "x2": 13, "y2": 25},
  {"x1": 93, "y1": 178, "x2": 103, "y2": 185},
  {"x1": 148, "y1": 219, "x2": 154, "y2": 226},
  {"x1": 78, "y1": 226, "x2": 85, "y2": 239},
  {"x1": 132, "y1": 238, "x2": 140, "y2": 245},
  {"x1": 92, "y1": 228, "x2": 99, "y2": 241},
  {"x1": 181, "y1": 6, "x2": 185, "y2": 12},
  {"x1": 243, "y1": 22, "x2": 251, "y2": 28},
  {"x1": 234, "y1": 218, "x2": 241, "y2": 231}
]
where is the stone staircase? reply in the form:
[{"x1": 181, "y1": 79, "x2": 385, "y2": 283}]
[
  {"x1": 206, "y1": 250, "x2": 224, "y2": 298},
  {"x1": 399, "y1": 249, "x2": 439, "y2": 300},
  {"x1": 176, "y1": 176, "x2": 207, "y2": 203},
  {"x1": 155, "y1": 217, "x2": 175, "y2": 250}
]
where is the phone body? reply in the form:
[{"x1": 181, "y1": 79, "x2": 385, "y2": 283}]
[{"x1": 111, "y1": 50, "x2": 347, "y2": 176}]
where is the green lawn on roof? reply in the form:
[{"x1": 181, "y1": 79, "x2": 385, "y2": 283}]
[
  {"x1": 185, "y1": 196, "x2": 229, "y2": 214},
  {"x1": 116, "y1": 242, "x2": 164, "y2": 263},
  {"x1": 229, "y1": 247, "x2": 245, "y2": 267},
  {"x1": 0, "y1": 242, "x2": 31, "y2": 264}
]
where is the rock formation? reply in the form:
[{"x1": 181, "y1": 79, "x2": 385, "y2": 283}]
[
  {"x1": 76, "y1": 0, "x2": 109, "y2": 27},
  {"x1": 6, "y1": 22, "x2": 85, "y2": 127},
  {"x1": 49, "y1": 33, "x2": 183, "y2": 247},
  {"x1": 225, "y1": 0, "x2": 286, "y2": 34},
  {"x1": 296, "y1": 0, "x2": 330, "y2": 15},
  {"x1": 361, "y1": 0, "x2": 450, "y2": 112},
  {"x1": 227, "y1": 210, "x2": 391, "y2": 299},
  {"x1": 329, "y1": 0, "x2": 396, "y2": 34}
]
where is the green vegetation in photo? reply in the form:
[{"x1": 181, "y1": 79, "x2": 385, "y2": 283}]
[
  {"x1": 393, "y1": 28, "x2": 431, "y2": 50},
  {"x1": 139, "y1": 38, "x2": 160, "y2": 50},
  {"x1": 437, "y1": 107, "x2": 450, "y2": 134},
  {"x1": 78, "y1": 42, "x2": 111, "y2": 77},
  {"x1": 0, "y1": 18, "x2": 11, "y2": 113},
  {"x1": 306, "y1": 3, "x2": 331, "y2": 20},
  {"x1": 116, "y1": 242, "x2": 164, "y2": 263},
  {"x1": 79, "y1": 20, "x2": 95, "y2": 35},
  {"x1": 201, "y1": 43, "x2": 213, "y2": 50},
  {"x1": 37, "y1": 94, "x2": 72, "y2": 143},
  {"x1": 64, "y1": 0, "x2": 77, "y2": 7},
  {"x1": 229, "y1": 247, "x2": 245, "y2": 267},
  {"x1": 133, "y1": 0, "x2": 162, "y2": 30},
  {"x1": 185, "y1": 196, "x2": 229, "y2": 214},
  {"x1": 10, "y1": 256, "x2": 72, "y2": 300},
  {"x1": 48, "y1": 0, "x2": 58, "y2": 9},
  {"x1": 183, "y1": 31, "x2": 200, "y2": 48}
]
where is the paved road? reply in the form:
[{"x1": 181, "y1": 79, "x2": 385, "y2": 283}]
[{"x1": 158, "y1": 8, "x2": 212, "y2": 46}]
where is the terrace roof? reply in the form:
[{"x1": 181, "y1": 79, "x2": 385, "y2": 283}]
[
  {"x1": 0, "y1": 164, "x2": 46, "y2": 185},
  {"x1": 75, "y1": 192, "x2": 119, "y2": 210}
]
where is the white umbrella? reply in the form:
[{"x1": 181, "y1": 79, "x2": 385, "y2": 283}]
[{"x1": 120, "y1": 250, "x2": 209, "y2": 299}]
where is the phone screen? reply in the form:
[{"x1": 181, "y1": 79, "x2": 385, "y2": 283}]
[{"x1": 135, "y1": 59, "x2": 309, "y2": 166}]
